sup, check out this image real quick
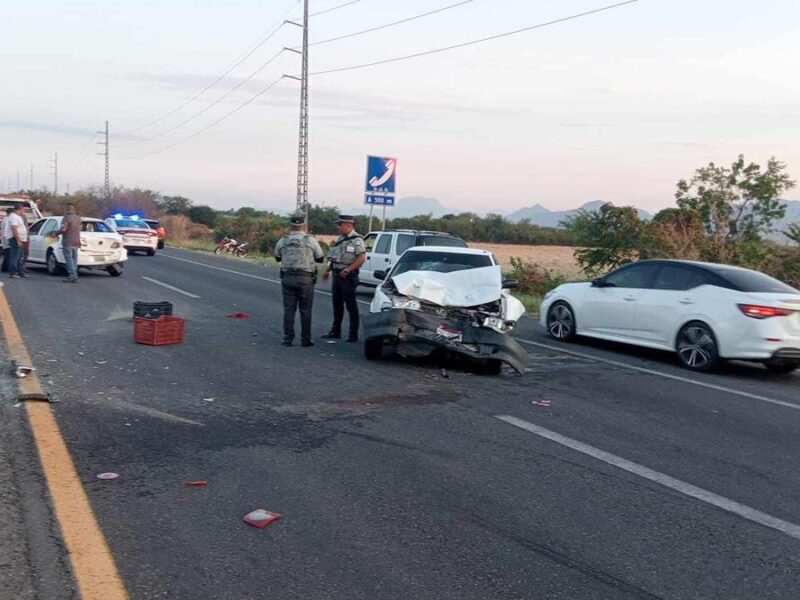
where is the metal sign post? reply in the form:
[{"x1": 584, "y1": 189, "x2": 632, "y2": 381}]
[{"x1": 364, "y1": 155, "x2": 397, "y2": 232}]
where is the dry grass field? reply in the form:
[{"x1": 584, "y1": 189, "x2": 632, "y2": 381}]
[{"x1": 317, "y1": 234, "x2": 581, "y2": 277}]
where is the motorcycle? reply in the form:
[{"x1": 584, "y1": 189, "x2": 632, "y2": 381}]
[{"x1": 213, "y1": 237, "x2": 248, "y2": 258}]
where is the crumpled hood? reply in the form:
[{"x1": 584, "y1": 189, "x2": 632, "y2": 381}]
[{"x1": 391, "y1": 266, "x2": 503, "y2": 307}]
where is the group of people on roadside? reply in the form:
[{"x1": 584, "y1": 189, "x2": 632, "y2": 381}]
[
  {"x1": 1, "y1": 202, "x2": 85, "y2": 283},
  {"x1": 274, "y1": 213, "x2": 366, "y2": 347}
]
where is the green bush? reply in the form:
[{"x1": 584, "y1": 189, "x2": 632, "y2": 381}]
[{"x1": 508, "y1": 257, "x2": 567, "y2": 297}]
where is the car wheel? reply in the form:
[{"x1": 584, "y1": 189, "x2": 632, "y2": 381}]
[
  {"x1": 676, "y1": 322, "x2": 719, "y2": 372},
  {"x1": 106, "y1": 263, "x2": 124, "y2": 277},
  {"x1": 547, "y1": 302, "x2": 576, "y2": 342},
  {"x1": 764, "y1": 359, "x2": 800, "y2": 374},
  {"x1": 146, "y1": 249, "x2": 156, "y2": 256},
  {"x1": 364, "y1": 338, "x2": 384, "y2": 360},
  {"x1": 158, "y1": 240, "x2": 165, "y2": 249},
  {"x1": 46, "y1": 250, "x2": 63, "y2": 276}
]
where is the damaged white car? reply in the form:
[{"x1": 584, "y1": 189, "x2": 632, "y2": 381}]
[{"x1": 363, "y1": 247, "x2": 528, "y2": 374}]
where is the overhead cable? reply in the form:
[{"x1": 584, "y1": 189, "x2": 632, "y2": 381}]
[{"x1": 311, "y1": 0, "x2": 641, "y2": 75}]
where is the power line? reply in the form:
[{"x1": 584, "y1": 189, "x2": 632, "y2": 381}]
[
  {"x1": 308, "y1": 0, "x2": 362, "y2": 18},
  {"x1": 308, "y1": 0, "x2": 474, "y2": 48},
  {"x1": 119, "y1": 0, "x2": 299, "y2": 136},
  {"x1": 119, "y1": 50, "x2": 287, "y2": 147},
  {"x1": 119, "y1": 77, "x2": 286, "y2": 159},
  {"x1": 312, "y1": 0, "x2": 641, "y2": 75}
]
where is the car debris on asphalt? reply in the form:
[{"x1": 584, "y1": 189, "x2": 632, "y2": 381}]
[
  {"x1": 97, "y1": 472, "x2": 119, "y2": 480},
  {"x1": 186, "y1": 480, "x2": 208, "y2": 487},
  {"x1": 243, "y1": 509, "x2": 282, "y2": 529},
  {"x1": 228, "y1": 312, "x2": 251, "y2": 319},
  {"x1": 15, "y1": 365, "x2": 36, "y2": 378}
]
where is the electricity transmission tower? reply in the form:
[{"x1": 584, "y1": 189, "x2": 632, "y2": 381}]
[
  {"x1": 50, "y1": 153, "x2": 58, "y2": 196},
  {"x1": 285, "y1": 0, "x2": 309, "y2": 221},
  {"x1": 98, "y1": 120, "x2": 110, "y2": 199}
]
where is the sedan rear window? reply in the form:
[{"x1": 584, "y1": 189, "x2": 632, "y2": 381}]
[
  {"x1": 82, "y1": 221, "x2": 113, "y2": 233},
  {"x1": 713, "y1": 268, "x2": 799, "y2": 294},
  {"x1": 392, "y1": 250, "x2": 492, "y2": 276},
  {"x1": 419, "y1": 235, "x2": 467, "y2": 248},
  {"x1": 114, "y1": 220, "x2": 149, "y2": 229}
]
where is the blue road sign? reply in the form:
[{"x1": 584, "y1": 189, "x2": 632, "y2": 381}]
[
  {"x1": 365, "y1": 156, "x2": 397, "y2": 197},
  {"x1": 364, "y1": 194, "x2": 395, "y2": 206}
]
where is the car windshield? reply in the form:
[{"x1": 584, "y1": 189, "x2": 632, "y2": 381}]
[
  {"x1": 145, "y1": 220, "x2": 160, "y2": 228},
  {"x1": 419, "y1": 235, "x2": 467, "y2": 248},
  {"x1": 713, "y1": 267, "x2": 799, "y2": 294},
  {"x1": 82, "y1": 221, "x2": 113, "y2": 233},
  {"x1": 391, "y1": 250, "x2": 492, "y2": 276},
  {"x1": 115, "y1": 220, "x2": 149, "y2": 229}
]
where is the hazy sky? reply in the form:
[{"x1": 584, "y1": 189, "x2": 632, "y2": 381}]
[{"x1": 2, "y1": 0, "x2": 799, "y2": 214}]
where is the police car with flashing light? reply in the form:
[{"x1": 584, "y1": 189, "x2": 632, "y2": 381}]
[{"x1": 104, "y1": 214, "x2": 159, "y2": 256}]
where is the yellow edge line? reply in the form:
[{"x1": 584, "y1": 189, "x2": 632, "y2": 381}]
[{"x1": 0, "y1": 287, "x2": 128, "y2": 600}]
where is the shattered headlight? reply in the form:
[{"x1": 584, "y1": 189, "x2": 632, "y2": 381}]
[
  {"x1": 392, "y1": 297, "x2": 421, "y2": 310},
  {"x1": 483, "y1": 317, "x2": 512, "y2": 333}
]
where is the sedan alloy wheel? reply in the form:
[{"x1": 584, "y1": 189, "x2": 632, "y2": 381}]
[
  {"x1": 547, "y1": 302, "x2": 576, "y2": 342},
  {"x1": 677, "y1": 323, "x2": 719, "y2": 371}
]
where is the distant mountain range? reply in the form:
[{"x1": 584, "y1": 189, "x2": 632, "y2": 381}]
[
  {"x1": 505, "y1": 200, "x2": 653, "y2": 226},
  {"x1": 348, "y1": 196, "x2": 800, "y2": 236}
]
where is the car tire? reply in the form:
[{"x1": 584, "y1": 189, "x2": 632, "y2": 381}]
[
  {"x1": 146, "y1": 249, "x2": 156, "y2": 256},
  {"x1": 764, "y1": 359, "x2": 800, "y2": 374},
  {"x1": 106, "y1": 263, "x2": 124, "y2": 277},
  {"x1": 546, "y1": 302, "x2": 576, "y2": 342},
  {"x1": 46, "y1": 250, "x2": 63, "y2": 276},
  {"x1": 364, "y1": 338, "x2": 384, "y2": 360},
  {"x1": 157, "y1": 240, "x2": 165, "y2": 249},
  {"x1": 676, "y1": 322, "x2": 719, "y2": 372}
]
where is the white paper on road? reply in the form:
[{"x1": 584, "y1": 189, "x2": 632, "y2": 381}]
[{"x1": 391, "y1": 266, "x2": 503, "y2": 307}]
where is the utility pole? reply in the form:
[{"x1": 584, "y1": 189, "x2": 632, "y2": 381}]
[
  {"x1": 98, "y1": 120, "x2": 110, "y2": 199},
  {"x1": 50, "y1": 153, "x2": 58, "y2": 196},
  {"x1": 285, "y1": 0, "x2": 310, "y2": 222}
]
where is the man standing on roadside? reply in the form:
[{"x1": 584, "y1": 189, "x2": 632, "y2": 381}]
[
  {"x1": 274, "y1": 213, "x2": 324, "y2": 347},
  {"x1": 6, "y1": 207, "x2": 27, "y2": 279},
  {"x1": 1, "y1": 208, "x2": 13, "y2": 273},
  {"x1": 322, "y1": 215, "x2": 366, "y2": 342},
  {"x1": 58, "y1": 203, "x2": 82, "y2": 283}
]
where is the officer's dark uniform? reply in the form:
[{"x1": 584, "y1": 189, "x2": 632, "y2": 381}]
[
  {"x1": 323, "y1": 215, "x2": 366, "y2": 342},
  {"x1": 274, "y1": 215, "x2": 324, "y2": 347}
]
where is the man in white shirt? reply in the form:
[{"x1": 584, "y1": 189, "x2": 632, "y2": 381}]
[
  {"x1": 0, "y1": 208, "x2": 12, "y2": 273},
  {"x1": 6, "y1": 207, "x2": 27, "y2": 279}
]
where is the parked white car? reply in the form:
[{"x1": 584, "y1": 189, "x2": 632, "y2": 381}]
[
  {"x1": 27, "y1": 217, "x2": 127, "y2": 277},
  {"x1": 104, "y1": 215, "x2": 158, "y2": 255},
  {"x1": 359, "y1": 230, "x2": 467, "y2": 286},
  {"x1": 540, "y1": 259, "x2": 800, "y2": 373},
  {"x1": 363, "y1": 246, "x2": 527, "y2": 373}
]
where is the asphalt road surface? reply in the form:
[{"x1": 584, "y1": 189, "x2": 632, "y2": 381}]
[{"x1": 2, "y1": 247, "x2": 800, "y2": 600}]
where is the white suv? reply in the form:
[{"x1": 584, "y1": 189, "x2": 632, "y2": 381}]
[{"x1": 359, "y1": 230, "x2": 466, "y2": 286}]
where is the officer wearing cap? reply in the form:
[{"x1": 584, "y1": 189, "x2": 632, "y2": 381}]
[
  {"x1": 322, "y1": 214, "x2": 366, "y2": 342},
  {"x1": 274, "y1": 213, "x2": 324, "y2": 347}
]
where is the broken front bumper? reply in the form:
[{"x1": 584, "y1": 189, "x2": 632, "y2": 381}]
[{"x1": 363, "y1": 309, "x2": 528, "y2": 374}]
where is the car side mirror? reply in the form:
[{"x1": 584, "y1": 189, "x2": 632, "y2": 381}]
[
  {"x1": 374, "y1": 270, "x2": 387, "y2": 281},
  {"x1": 591, "y1": 278, "x2": 605, "y2": 288},
  {"x1": 501, "y1": 278, "x2": 518, "y2": 289}
]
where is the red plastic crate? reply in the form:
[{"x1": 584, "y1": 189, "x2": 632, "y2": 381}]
[{"x1": 134, "y1": 316, "x2": 185, "y2": 346}]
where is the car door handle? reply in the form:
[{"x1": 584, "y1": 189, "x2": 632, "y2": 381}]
[
  {"x1": 623, "y1": 296, "x2": 636, "y2": 302},
  {"x1": 679, "y1": 298, "x2": 694, "y2": 305}
]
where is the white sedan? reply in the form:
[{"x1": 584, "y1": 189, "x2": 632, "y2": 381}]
[
  {"x1": 540, "y1": 259, "x2": 800, "y2": 373},
  {"x1": 27, "y1": 217, "x2": 127, "y2": 277},
  {"x1": 104, "y1": 215, "x2": 158, "y2": 255}
]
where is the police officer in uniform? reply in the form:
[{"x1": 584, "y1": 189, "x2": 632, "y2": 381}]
[
  {"x1": 274, "y1": 213, "x2": 324, "y2": 347},
  {"x1": 322, "y1": 215, "x2": 366, "y2": 342}
]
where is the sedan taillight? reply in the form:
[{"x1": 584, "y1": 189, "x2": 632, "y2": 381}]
[{"x1": 738, "y1": 304, "x2": 792, "y2": 319}]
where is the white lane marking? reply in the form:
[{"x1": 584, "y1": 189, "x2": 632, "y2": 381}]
[
  {"x1": 158, "y1": 251, "x2": 371, "y2": 304},
  {"x1": 517, "y1": 338, "x2": 800, "y2": 411},
  {"x1": 141, "y1": 276, "x2": 200, "y2": 299},
  {"x1": 496, "y1": 415, "x2": 800, "y2": 541}
]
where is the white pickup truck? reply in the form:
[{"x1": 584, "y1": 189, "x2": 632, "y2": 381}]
[{"x1": 359, "y1": 229, "x2": 467, "y2": 286}]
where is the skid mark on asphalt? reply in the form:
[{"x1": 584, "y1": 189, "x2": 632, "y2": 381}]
[
  {"x1": 519, "y1": 339, "x2": 800, "y2": 411},
  {"x1": 497, "y1": 415, "x2": 800, "y2": 542},
  {"x1": 92, "y1": 396, "x2": 204, "y2": 426}
]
